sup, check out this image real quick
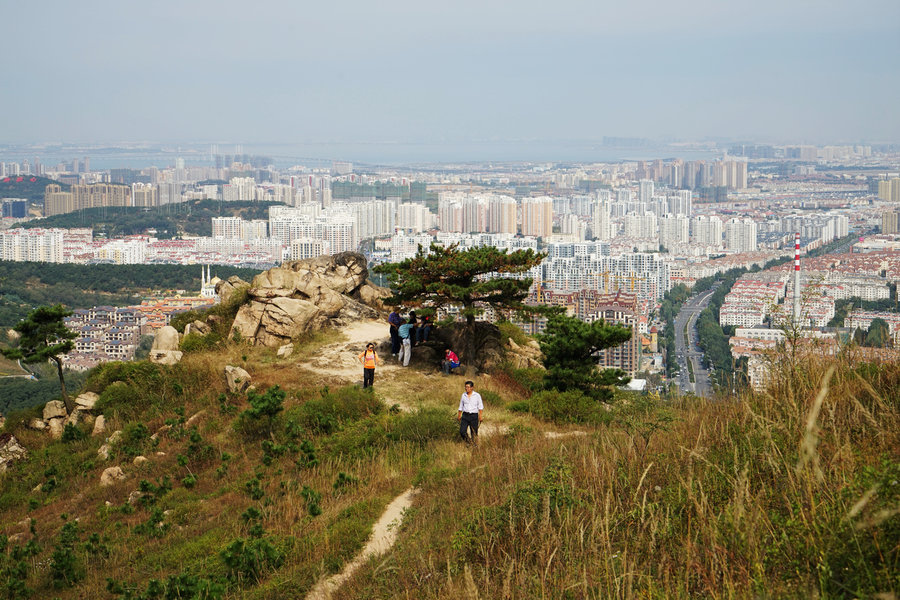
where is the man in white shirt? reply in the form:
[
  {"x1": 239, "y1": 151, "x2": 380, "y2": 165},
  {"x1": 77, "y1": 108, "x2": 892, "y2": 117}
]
[{"x1": 457, "y1": 380, "x2": 484, "y2": 446}]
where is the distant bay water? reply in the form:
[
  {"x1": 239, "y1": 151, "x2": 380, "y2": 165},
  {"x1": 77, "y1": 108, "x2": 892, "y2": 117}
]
[{"x1": 0, "y1": 140, "x2": 721, "y2": 170}]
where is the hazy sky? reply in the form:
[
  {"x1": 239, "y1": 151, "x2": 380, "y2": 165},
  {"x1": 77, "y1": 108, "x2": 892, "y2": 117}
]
[{"x1": 2, "y1": 0, "x2": 898, "y2": 146}]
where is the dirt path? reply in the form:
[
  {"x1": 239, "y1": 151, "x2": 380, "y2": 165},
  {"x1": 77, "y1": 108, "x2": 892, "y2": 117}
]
[
  {"x1": 305, "y1": 487, "x2": 418, "y2": 600},
  {"x1": 307, "y1": 320, "x2": 400, "y2": 381}
]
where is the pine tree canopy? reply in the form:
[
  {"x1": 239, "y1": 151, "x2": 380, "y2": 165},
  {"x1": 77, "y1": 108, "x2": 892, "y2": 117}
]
[{"x1": 374, "y1": 243, "x2": 548, "y2": 324}]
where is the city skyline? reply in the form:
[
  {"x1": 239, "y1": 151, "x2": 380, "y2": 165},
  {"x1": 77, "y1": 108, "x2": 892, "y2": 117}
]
[{"x1": 1, "y1": 0, "x2": 898, "y2": 148}]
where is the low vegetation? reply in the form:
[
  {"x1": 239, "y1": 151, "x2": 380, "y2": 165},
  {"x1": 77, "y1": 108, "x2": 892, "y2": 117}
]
[{"x1": 0, "y1": 319, "x2": 895, "y2": 599}]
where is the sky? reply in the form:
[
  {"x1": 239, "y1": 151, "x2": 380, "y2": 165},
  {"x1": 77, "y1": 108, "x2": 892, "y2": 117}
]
[{"x1": 2, "y1": 0, "x2": 898, "y2": 149}]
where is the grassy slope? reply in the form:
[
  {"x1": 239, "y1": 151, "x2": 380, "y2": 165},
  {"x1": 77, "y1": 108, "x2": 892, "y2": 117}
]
[{"x1": 0, "y1": 331, "x2": 897, "y2": 599}]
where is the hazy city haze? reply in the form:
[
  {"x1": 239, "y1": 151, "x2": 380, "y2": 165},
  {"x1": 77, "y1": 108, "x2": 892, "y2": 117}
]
[{"x1": 3, "y1": 0, "x2": 898, "y2": 147}]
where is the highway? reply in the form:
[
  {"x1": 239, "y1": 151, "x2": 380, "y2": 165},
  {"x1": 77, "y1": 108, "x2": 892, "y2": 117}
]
[{"x1": 673, "y1": 284, "x2": 719, "y2": 397}]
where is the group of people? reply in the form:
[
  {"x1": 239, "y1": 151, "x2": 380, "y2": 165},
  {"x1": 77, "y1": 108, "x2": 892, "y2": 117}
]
[
  {"x1": 387, "y1": 309, "x2": 432, "y2": 366},
  {"x1": 356, "y1": 310, "x2": 479, "y2": 445}
]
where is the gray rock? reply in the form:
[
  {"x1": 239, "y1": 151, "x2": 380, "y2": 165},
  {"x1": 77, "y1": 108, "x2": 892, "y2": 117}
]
[
  {"x1": 100, "y1": 466, "x2": 126, "y2": 487},
  {"x1": 43, "y1": 400, "x2": 67, "y2": 421},
  {"x1": 276, "y1": 343, "x2": 294, "y2": 358},
  {"x1": 185, "y1": 320, "x2": 211, "y2": 336},
  {"x1": 185, "y1": 410, "x2": 206, "y2": 428},
  {"x1": 224, "y1": 366, "x2": 251, "y2": 394},
  {"x1": 133, "y1": 456, "x2": 148, "y2": 467},
  {"x1": 47, "y1": 418, "x2": 65, "y2": 439},
  {"x1": 97, "y1": 444, "x2": 110, "y2": 460},
  {"x1": 150, "y1": 350, "x2": 183, "y2": 365},
  {"x1": 74, "y1": 391, "x2": 99, "y2": 411},
  {"x1": 0, "y1": 434, "x2": 27, "y2": 473},
  {"x1": 151, "y1": 326, "x2": 180, "y2": 352},
  {"x1": 27, "y1": 419, "x2": 47, "y2": 431},
  {"x1": 92, "y1": 415, "x2": 106, "y2": 437}
]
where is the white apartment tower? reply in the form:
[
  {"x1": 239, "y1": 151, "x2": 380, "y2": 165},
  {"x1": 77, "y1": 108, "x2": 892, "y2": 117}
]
[
  {"x1": 521, "y1": 197, "x2": 553, "y2": 238},
  {"x1": 691, "y1": 215, "x2": 723, "y2": 247},
  {"x1": 725, "y1": 218, "x2": 758, "y2": 252}
]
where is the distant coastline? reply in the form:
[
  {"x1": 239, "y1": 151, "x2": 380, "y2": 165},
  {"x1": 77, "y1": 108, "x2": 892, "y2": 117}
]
[{"x1": 0, "y1": 140, "x2": 721, "y2": 170}]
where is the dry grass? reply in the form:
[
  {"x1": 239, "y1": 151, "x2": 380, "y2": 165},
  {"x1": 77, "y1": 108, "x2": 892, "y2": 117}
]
[
  {"x1": 1, "y1": 342, "x2": 896, "y2": 599},
  {"x1": 332, "y1": 352, "x2": 900, "y2": 599}
]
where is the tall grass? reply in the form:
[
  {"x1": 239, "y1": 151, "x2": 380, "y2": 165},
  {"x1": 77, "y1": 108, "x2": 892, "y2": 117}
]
[{"x1": 334, "y1": 351, "x2": 899, "y2": 599}]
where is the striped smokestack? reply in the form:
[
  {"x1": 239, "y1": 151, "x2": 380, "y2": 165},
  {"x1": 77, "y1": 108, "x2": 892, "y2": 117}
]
[{"x1": 793, "y1": 232, "x2": 801, "y2": 324}]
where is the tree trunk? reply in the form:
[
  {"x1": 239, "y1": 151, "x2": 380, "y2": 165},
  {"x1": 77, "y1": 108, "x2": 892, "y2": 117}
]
[
  {"x1": 464, "y1": 313, "x2": 477, "y2": 375},
  {"x1": 52, "y1": 356, "x2": 73, "y2": 414}
]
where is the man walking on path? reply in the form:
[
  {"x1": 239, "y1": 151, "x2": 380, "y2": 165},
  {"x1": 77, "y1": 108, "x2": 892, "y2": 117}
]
[
  {"x1": 457, "y1": 380, "x2": 483, "y2": 446},
  {"x1": 388, "y1": 309, "x2": 402, "y2": 359},
  {"x1": 358, "y1": 342, "x2": 379, "y2": 389},
  {"x1": 398, "y1": 316, "x2": 414, "y2": 367}
]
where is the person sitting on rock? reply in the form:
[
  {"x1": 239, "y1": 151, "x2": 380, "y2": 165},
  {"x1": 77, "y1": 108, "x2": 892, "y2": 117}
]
[{"x1": 442, "y1": 348, "x2": 460, "y2": 375}]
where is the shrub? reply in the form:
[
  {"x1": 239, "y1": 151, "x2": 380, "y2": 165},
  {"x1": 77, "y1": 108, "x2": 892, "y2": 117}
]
[
  {"x1": 388, "y1": 407, "x2": 455, "y2": 445},
  {"x1": 478, "y1": 389, "x2": 503, "y2": 408},
  {"x1": 49, "y1": 518, "x2": 83, "y2": 589},
  {"x1": 528, "y1": 389, "x2": 610, "y2": 425},
  {"x1": 119, "y1": 422, "x2": 151, "y2": 458},
  {"x1": 96, "y1": 381, "x2": 143, "y2": 416},
  {"x1": 61, "y1": 423, "x2": 86, "y2": 443},
  {"x1": 293, "y1": 385, "x2": 382, "y2": 435},
  {"x1": 180, "y1": 331, "x2": 223, "y2": 353},
  {"x1": 235, "y1": 385, "x2": 286, "y2": 440}
]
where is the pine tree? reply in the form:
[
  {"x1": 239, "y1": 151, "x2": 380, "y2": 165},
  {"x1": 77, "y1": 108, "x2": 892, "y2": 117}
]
[
  {"x1": 375, "y1": 243, "x2": 549, "y2": 366},
  {"x1": 2, "y1": 304, "x2": 77, "y2": 413},
  {"x1": 539, "y1": 313, "x2": 633, "y2": 402}
]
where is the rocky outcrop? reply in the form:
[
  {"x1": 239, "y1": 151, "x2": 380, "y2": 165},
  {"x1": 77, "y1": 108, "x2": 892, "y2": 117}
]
[
  {"x1": 150, "y1": 326, "x2": 183, "y2": 365},
  {"x1": 75, "y1": 392, "x2": 99, "y2": 411},
  {"x1": 276, "y1": 343, "x2": 294, "y2": 358},
  {"x1": 216, "y1": 276, "x2": 250, "y2": 304},
  {"x1": 184, "y1": 320, "x2": 211, "y2": 337},
  {"x1": 224, "y1": 366, "x2": 251, "y2": 394},
  {"x1": 230, "y1": 252, "x2": 387, "y2": 347},
  {"x1": 506, "y1": 338, "x2": 545, "y2": 370},
  {"x1": 0, "y1": 434, "x2": 27, "y2": 473}
]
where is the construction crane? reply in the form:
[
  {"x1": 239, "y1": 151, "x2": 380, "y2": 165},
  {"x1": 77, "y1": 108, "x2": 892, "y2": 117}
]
[
  {"x1": 590, "y1": 272, "x2": 612, "y2": 294},
  {"x1": 532, "y1": 277, "x2": 555, "y2": 304}
]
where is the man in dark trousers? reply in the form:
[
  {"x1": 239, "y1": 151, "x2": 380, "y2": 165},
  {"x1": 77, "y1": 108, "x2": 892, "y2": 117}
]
[
  {"x1": 388, "y1": 309, "x2": 402, "y2": 359},
  {"x1": 457, "y1": 380, "x2": 483, "y2": 446}
]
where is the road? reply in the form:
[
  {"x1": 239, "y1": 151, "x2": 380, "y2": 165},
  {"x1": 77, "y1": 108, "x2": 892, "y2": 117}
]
[{"x1": 673, "y1": 284, "x2": 719, "y2": 397}]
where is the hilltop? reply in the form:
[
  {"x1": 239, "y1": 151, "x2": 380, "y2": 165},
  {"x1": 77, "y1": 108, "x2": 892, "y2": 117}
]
[{"x1": 0, "y1": 261, "x2": 896, "y2": 599}]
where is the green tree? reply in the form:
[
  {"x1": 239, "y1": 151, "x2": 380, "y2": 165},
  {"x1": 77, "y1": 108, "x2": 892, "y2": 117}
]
[
  {"x1": 864, "y1": 318, "x2": 891, "y2": 348},
  {"x1": 539, "y1": 314, "x2": 633, "y2": 402},
  {"x1": 1, "y1": 305, "x2": 77, "y2": 413},
  {"x1": 374, "y1": 243, "x2": 548, "y2": 364}
]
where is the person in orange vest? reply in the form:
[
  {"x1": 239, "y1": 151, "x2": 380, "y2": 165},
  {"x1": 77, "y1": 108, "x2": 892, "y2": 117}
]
[{"x1": 358, "y1": 342, "x2": 380, "y2": 388}]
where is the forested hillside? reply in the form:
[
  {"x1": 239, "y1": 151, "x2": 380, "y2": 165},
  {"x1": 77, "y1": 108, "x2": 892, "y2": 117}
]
[
  {"x1": 20, "y1": 199, "x2": 280, "y2": 238},
  {"x1": 0, "y1": 262, "x2": 260, "y2": 329}
]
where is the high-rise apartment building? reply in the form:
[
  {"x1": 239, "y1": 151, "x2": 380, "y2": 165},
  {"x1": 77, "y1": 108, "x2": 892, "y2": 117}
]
[
  {"x1": 487, "y1": 196, "x2": 517, "y2": 234},
  {"x1": 878, "y1": 179, "x2": 900, "y2": 202},
  {"x1": 43, "y1": 183, "x2": 131, "y2": 217},
  {"x1": 725, "y1": 218, "x2": 758, "y2": 252},
  {"x1": 520, "y1": 197, "x2": 553, "y2": 238},
  {"x1": 658, "y1": 214, "x2": 690, "y2": 247},
  {"x1": 691, "y1": 215, "x2": 723, "y2": 247},
  {"x1": 882, "y1": 210, "x2": 900, "y2": 235},
  {"x1": 132, "y1": 183, "x2": 159, "y2": 207}
]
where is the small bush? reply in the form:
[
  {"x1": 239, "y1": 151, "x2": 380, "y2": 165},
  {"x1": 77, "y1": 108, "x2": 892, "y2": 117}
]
[
  {"x1": 388, "y1": 407, "x2": 455, "y2": 445},
  {"x1": 96, "y1": 381, "x2": 143, "y2": 416},
  {"x1": 180, "y1": 331, "x2": 223, "y2": 353},
  {"x1": 235, "y1": 386, "x2": 285, "y2": 440},
  {"x1": 528, "y1": 389, "x2": 609, "y2": 425},
  {"x1": 119, "y1": 422, "x2": 151, "y2": 457},
  {"x1": 49, "y1": 518, "x2": 83, "y2": 589},
  {"x1": 292, "y1": 385, "x2": 383, "y2": 435},
  {"x1": 478, "y1": 389, "x2": 503, "y2": 408},
  {"x1": 61, "y1": 423, "x2": 86, "y2": 443}
]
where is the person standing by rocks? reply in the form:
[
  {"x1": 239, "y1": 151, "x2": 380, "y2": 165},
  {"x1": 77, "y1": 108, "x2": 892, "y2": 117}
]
[
  {"x1": 457, "y1": 380, "x2": 483, "y2": 446},
  {"x1": 388, "y1": 309, "x2": 402, "y2": 359},
  {"x1": 358, "y1": 342, "x2": 379, "y2": 388},
  {"x1": 398, "y1": 316, "x2": 414, "y2": 367}
]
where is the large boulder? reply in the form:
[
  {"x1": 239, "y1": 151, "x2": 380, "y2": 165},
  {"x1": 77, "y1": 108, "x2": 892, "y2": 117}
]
[
  {"x1": 230, "y1": 252, "x2": 387, "y2": 347},
  {"x1": 0, "y1": 434, "x2": 27, "y2": 473},
  {"x1": 224, "y1": 366, "x2": 252, "y2": 394},
  {"x1": 43, "y1": 400, "x2": 67, "y2": 421},
  {"x1": 74, "y1": 392, "x2": 99, "y2": 411},
  {"x1": 150, "y1": 350, "x2": 183, "y2": 365},
  {"x1": 152, "y1": 326, "x2": 180, "y2": 352},
  {"x1": 92, "y1": 415, "x2": 106, "y2": 437},
  {"x1": 216, "y1": 276, "x2": 250, "y2": 304},
  {"x1": 150, "y1": 326, "x2": 183, "y2": 365}
]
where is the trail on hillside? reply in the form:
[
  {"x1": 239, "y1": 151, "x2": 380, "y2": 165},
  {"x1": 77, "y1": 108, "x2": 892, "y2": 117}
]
[
  {"x1": 305, "y1": 487, "x2": 418, "y2": 600},
  {"x1": 300, "y1": 320, "x2": 584, "y2": 598},
  {"x1": 307, "y1": 319, "x2": 399, "y2": 381}
]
